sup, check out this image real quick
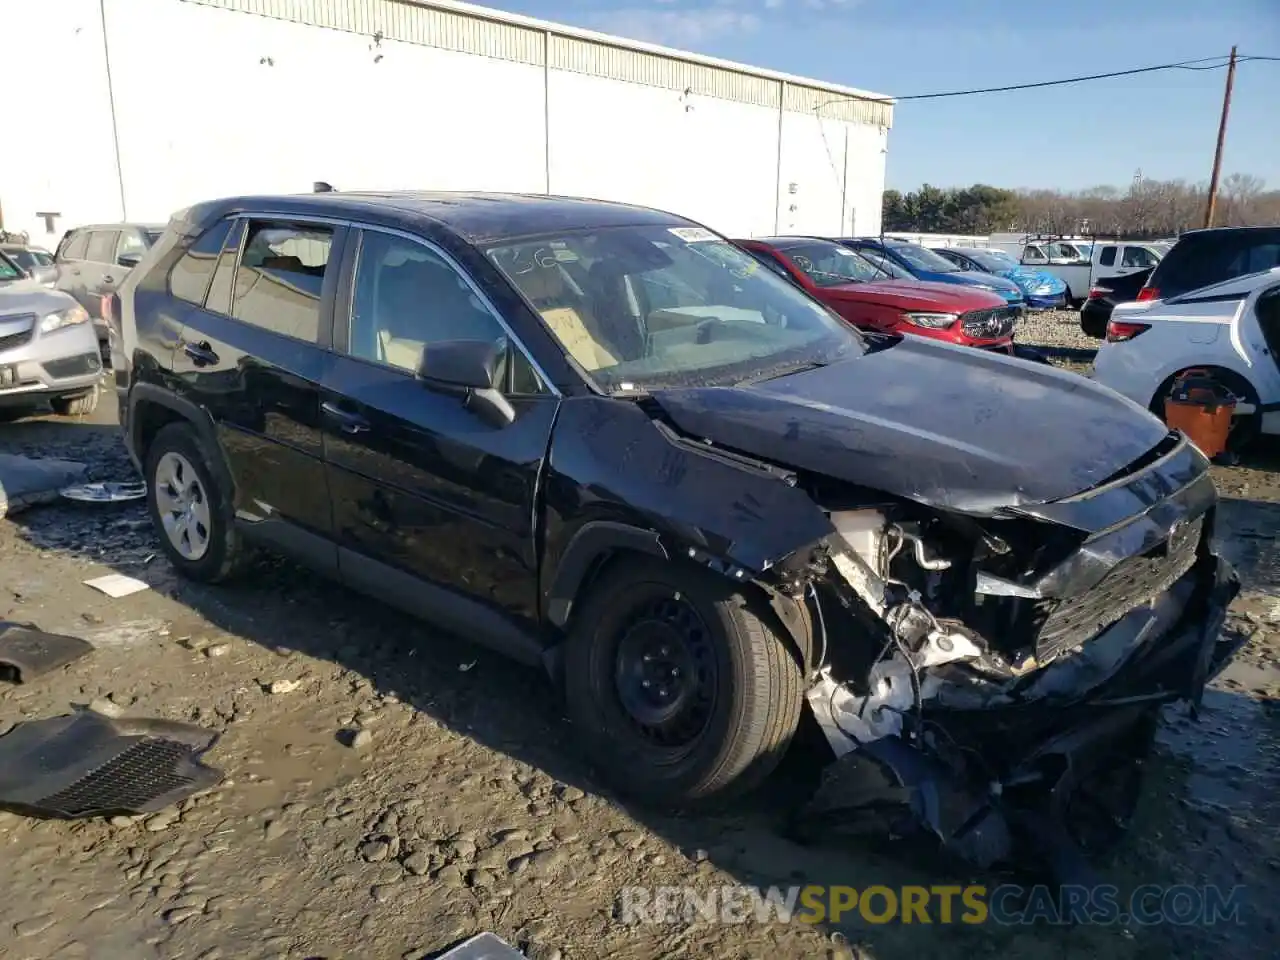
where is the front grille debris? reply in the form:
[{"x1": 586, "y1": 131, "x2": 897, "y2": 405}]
[
  {"x1": 0, "y1": 710, "x2": 222, "y2": 819},
  {"x1": 1034, "y1": 516, "x2": 1203, "y2": 662}
]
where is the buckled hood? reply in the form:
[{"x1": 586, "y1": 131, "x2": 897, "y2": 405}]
[{"x1": 649, "y1": 335, "x2": 1169, "y2": 514}]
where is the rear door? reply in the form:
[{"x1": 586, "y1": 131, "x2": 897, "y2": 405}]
[
  {"x1": 81, "y1": 229, "x2": 121, "y2": 317},
  {"x1": 170, "y1": 215, "x2": 343, "y2": 571},
  {"x1": 321, "y1": 225, "x2": 559, "y2": 634}
]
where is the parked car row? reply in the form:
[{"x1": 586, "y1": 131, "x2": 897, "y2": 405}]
[
  {"x1": 734, "y1": 236, "x2": 1028, "y2": 353},
  {"x1": 0, "y1": 245, "x2": 104, "y2": 420},
  {"x1": 983, "y1": 235, "x2": 1168, "y2": 306},
  {"x1": 0, "y1": 220, "x2": 165, "y2": 419}
]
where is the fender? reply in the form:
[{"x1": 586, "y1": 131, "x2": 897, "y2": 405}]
[
  {"x1": 126, "y1": 382, "x2": 236, "y2": 501},
  {"x1": 542, "y1": 516, "x2": 816, "y2": 676},
  {"x1": 544, "y1": 520, "x2": 667, "y2": 628}
]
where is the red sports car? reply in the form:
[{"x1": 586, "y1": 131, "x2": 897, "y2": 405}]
[{"x1": 736, "y1": 237, "x2": 1022, "y2": 352}]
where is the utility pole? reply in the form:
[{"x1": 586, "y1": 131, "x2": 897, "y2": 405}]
[{"x1": 1203, "y1": 46, "x2": 1238, "y2": 229}]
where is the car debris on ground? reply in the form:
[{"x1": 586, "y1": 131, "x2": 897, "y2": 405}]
[
  {"x1": 83, "y1": 573, "x2": 151, "y2": 598},
  {"x1": 0, "y1": 621, "x2": 94, "y2": 683},
  {"x1": 0, "y1": 709, "x2": 223, "y2": 818}
]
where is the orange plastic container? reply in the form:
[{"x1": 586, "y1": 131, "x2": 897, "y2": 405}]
[{"x1": 1163, "y1": 372, "x2": 1235, "y2": 459}]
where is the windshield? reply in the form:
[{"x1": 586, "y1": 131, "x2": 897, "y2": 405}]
[
  {"x1": 965, "y1": 250, "x2": 1017, "y2": 271},
  {"x1": 486, "y1": 225, "x2": 866, "y2": 393},
  {"x1": 888, "y1": 242, "x2": 960, "y2": 273},
  {"x1": 779, "y1": 241, "x2": 889, "y2": 287},
  {"x1": 853, "y1": 249, "x2": 911, "y2": 280},
  {"x1": 0, "y1": 253, "x2": 21, "y2": 281},
  {"x1": 4, "y1": 249, "x2": 51, "y2": 270}
]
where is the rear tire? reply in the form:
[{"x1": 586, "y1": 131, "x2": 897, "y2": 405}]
[
  {"x1": 50, "y1": 386, "x2": 99, "y2": 417},
  {"x1": 144, "y1": 422, "x2": 247, "y2": 582},
  {"x1": 564, "y1": 555, "x2": 804, "y2": 808}
]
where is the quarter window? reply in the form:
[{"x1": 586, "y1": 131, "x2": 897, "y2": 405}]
[
  {"x1": 205, "y1": 220, "x2": 245, "y2": 316},
  {"x1": 229, "y1": 221, "x2": 333, "y2": 342},
  {"x1": 169, "y1": 220, "x2": 233, "y2": 306},
  {"x1": 349, "y1": 230, "x2": 512, "y2": 378},
  {"x1": 86, "y1": 230, "x2": 120, "y2": 263}
]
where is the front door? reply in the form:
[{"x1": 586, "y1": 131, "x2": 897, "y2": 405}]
[
  {"x1": 321, "y1": 226, "x2": 559, "y2": 649},
  {"x1": 169, "y1": 215, "x2": 342, "y2": 571}
]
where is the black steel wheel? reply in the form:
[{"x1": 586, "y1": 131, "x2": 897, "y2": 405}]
[{"x1": 564, "y1": 555, "x2": 804, "y2": 808}]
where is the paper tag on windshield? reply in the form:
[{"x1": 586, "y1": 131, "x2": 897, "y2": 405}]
[{"x1": 669, "y1": 227, "x2": 716, "y2": 243}]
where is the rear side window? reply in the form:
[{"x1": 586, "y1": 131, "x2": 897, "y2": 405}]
[
  {"x1": 86, "y1": 230, "x2": 120, "y2": 263},
  {"x1": 1155, "y1": 231, "x2": 1280, "y2": 299},
  {"x1": 1122, "y1": 246, "x2": 1158, "y2": 268},
  {"x1": 230, "y1": 221, "x2": 333, "y2": 342},
  {"x1": 169, "y1": 220, "x2": 233, "y2": 305},
  {"x1": 61, "y1": 231, "x2": 88, "y2": 260},
  {"x1": 1099, "y1": 246, "x2": 1117, "y2": 266}
]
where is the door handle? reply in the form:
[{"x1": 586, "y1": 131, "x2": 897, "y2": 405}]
[
  {"x1": 321, "y1": 401, "x2": 370, "y2": 435},
  {"x1": 182, "y1": 341, "x2": 219, "y2": 366}
]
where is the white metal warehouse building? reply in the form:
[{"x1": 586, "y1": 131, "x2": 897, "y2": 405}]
[{"x1": 0, "y1": 0, "x2": 893, "y2": 248}]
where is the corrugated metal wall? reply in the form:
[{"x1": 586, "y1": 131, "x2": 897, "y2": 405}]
[{"x1": 179, "y1": 0, "x2": 894, "y2": 128}]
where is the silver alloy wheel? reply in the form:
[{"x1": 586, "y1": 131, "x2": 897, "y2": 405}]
[{"x1": 153, "y1": 451, "x2": 212, "y2": 561}]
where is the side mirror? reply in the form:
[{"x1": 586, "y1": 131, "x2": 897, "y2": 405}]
[
  {"x1": 31, "y1": 265, "x2": 57, "y2": 286},
  {"x1": 417, "y1": 339, "x2": 516, "y2": 428},
  {"x1": 117, "y1": 252, "x2": 141, "y2": 268}
]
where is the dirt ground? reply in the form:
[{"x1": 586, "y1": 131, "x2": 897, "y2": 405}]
[{"x1": 1, "y1": 384, "x2": 1278, "y2": 960}]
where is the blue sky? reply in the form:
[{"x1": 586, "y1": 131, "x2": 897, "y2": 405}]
[{"x1": 492, "y1": 0, "x2": 1280, "y2": 193}]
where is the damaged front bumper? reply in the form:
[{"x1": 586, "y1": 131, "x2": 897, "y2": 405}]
[{"x1": 801, "y1": 527, "x2": 1242, "y2": 879}]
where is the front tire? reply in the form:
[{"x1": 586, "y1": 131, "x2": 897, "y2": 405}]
[
  {"x1": 564, "y1": 555, "x2": 804, "y2": 808},
  {"x1": 144, "y1": 422, "x2": 246, "y2": 582}
]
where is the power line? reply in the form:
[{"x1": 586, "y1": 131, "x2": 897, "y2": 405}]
[{"x1": 814, "y1": 53, "x2": 1279, "y2": 112}]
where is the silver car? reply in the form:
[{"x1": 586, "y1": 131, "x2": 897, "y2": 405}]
[{"x1": 0, "y1": 267, "x2": 103, "y2": 420}]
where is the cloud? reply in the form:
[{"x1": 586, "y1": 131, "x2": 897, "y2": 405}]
[{"x1": 587, "y1": 8, "x2": 763, "y2": 46}]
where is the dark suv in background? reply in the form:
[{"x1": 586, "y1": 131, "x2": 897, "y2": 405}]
[
  {"x1": 1137, "y1": 226, "x2": 1280, "y2": 303},
  {"x1": 55, "y1": 222, "x2": 165, "y2": 359}
]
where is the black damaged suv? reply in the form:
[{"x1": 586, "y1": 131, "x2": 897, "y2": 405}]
[{"x1": 116, "y1": 192, "x2": 1241, "y2": 867}]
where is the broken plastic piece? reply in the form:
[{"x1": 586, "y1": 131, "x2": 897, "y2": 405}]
[
  {"x1": 438, "y1": 932, "x2": 527, "y2": 958},
  {"x1": 0, "y1": 710, "x2": 222, "y2": 818},
  {"x1": 84, "y1": 573, "x2": 150, "y2": 598},
  {"x1": 61, "y1": 480, "x2": 147, "y2": 503},
  {"x1": 0, "y1": 621, "x2": 93, "y2": 683}
]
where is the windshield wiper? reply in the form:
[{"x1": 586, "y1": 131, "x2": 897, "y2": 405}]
[{"x1": 741, "y1": 359, "x2": 830, "y2": 385}]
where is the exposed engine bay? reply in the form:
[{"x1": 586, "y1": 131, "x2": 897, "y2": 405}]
[{"x1": 749, "y1": 434, "x2": 1243, "y2": 880}]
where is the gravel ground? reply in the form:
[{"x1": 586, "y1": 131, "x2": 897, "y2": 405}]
[
  {"x1": 1017, "y1": 307, "x2": 1100, "y2": 354},
  {"x1": 0, "y1": 390, "x2": 1277, "y2": 960}
]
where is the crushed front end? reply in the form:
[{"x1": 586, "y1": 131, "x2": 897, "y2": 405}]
[{"x1": 790, "y1": 433, "x2": 1242, "y2": 878}]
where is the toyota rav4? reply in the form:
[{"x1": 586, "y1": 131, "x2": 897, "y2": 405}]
[{"x1": 114, "y1": 192, "x2": 1241, "y2": 873}]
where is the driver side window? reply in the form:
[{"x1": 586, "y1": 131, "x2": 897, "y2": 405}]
[{"x1": 348, "y1": 230, "x2": 508, "y2": 376}]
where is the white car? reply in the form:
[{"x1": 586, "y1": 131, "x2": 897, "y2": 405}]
[{"x1": 1091, "y1": 267, "x2": 1280, "y2": 446}]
